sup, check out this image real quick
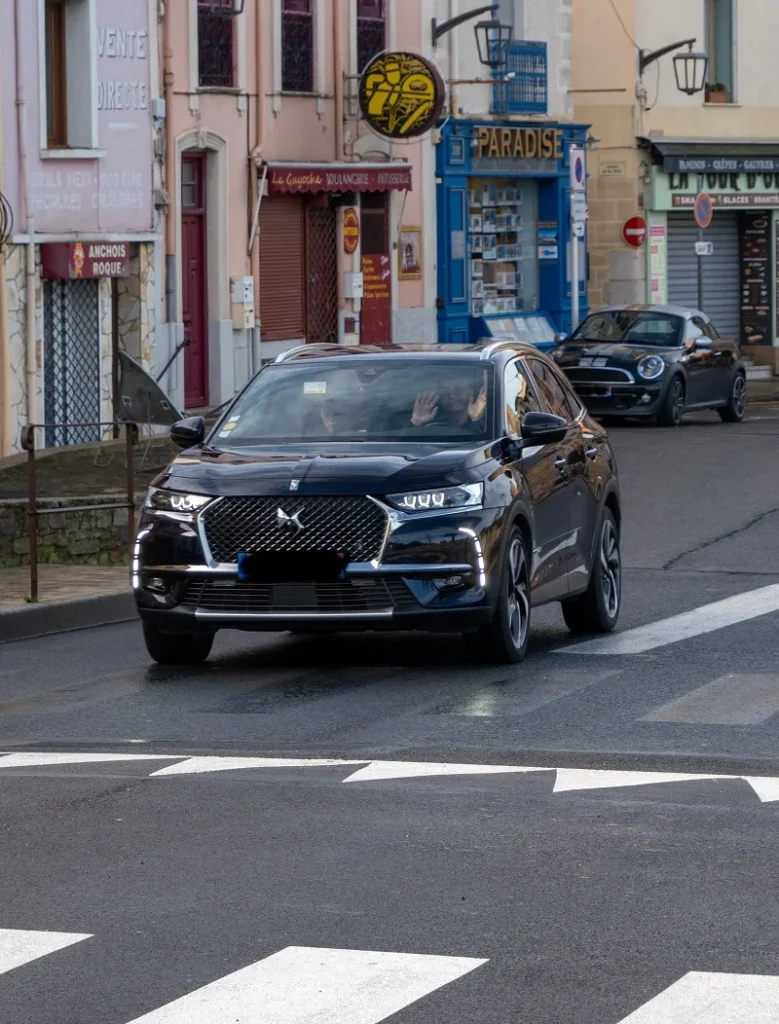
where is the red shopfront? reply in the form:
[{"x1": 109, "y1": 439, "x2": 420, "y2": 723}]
[{"x1": 259, "y1": 162, "x2": 412, "y2": 346}]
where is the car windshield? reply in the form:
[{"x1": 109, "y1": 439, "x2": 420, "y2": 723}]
[
  {"x1": 571, "y1": 310, "x2": 683, "y2": 347},
  {"x1": 212, "y1": 359, "x2": 495, "y2": 446}
]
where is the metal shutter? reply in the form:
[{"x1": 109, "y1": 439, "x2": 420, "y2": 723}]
[
  {"x1": 259, "y1": 195, "x2": 305, "y2": 341},
  {"x1": 667, "y1": 211, "x2": 740, "y2": 338}
]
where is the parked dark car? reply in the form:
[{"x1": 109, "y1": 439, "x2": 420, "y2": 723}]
[
  {"x1": 552, "y1": 305, "x2": 747, "y2": 426},
  {"x1": 133, "y1": 342, "x2": 622, "y2": 666}
]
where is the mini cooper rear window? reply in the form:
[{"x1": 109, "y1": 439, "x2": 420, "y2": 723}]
[{"x1": 212, "y1": 360, "x2": 495, "y2": 446}]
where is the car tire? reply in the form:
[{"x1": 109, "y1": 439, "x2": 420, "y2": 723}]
[
  {"x1": 657, "y1": 376, "x2": 685, "y2": 427},
  {"x1": 142, "y1": 623, "x2": 214, "y2": 665},
  {"x1": 718, "y1": 372, "x2": 747, "y2": 423},
  {"x1": 463, "y1": 526, "x2": 531, "y2": 665},
  {"x1": 561, "y1": 509, "x2": 621, "y2": 634}
]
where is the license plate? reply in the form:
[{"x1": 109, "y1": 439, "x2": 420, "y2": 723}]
[{"x1": 237, "y1": 551, "x2": 347, "y2": 583}]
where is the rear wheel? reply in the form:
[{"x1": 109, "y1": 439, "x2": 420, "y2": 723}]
[
  {"x1": 463, "y1": 527, "x2": 531, "y2": 665},
  {"x1": 657, "y1": 376, "x2": 685, "y2": 427},
  {"x1": 718, "y1": 372, "x2": 747, "y2": 423},
  {"x1": 561, "y1": 509, "x2": 621, "y2": 634},
  {"x1": 142, "y1": 623, "x2": 214, "y2": 665}
]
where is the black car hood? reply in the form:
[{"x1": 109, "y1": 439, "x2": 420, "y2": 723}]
[
  {"x1": 556, "y1": 341, "x2": 678, "y2": 366},
  {"x1": 154, "y1": 442, "x2": 489, "y2": 497}
]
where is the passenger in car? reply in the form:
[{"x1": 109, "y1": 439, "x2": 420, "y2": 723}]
[{"x1": 408, "y1": 370, "x2": 487, "y2": 432}]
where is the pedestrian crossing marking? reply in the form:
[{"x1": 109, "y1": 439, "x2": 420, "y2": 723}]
[
  {"x1": 556, "y1": 582, "x2": 779, "y2": 655},
  {"x1": 0, "y1": 753, "x2": 172, "y2": 769},
  {"x1": 121, "y1": 945, "x2": 487, "y2": 1024},
  {"x1": 0, "y1": 927, "x2": 91, "y2": 976},
  {"x1": 616, "y1": 971, "x2": 779, "y2": 1023}
]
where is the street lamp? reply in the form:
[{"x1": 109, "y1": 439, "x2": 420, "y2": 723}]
[
  {"x1": 639, "y1": 38, "x2": 708, "y2": 95},
  {"x1": 473, "y1": 18, "x2": 512, "y2": 70}
]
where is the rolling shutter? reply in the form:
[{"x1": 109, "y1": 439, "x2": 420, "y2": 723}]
[
  {"x1": 259, "y1": 195, "x2": 305, "y2": 341},
  {"x1": 667, "y1": 211, "x2": 740, "y2": 338}
]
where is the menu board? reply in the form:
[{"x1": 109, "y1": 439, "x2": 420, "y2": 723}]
[{"x1": 740, "y1": 212, "x2": 771, "y2": 345}]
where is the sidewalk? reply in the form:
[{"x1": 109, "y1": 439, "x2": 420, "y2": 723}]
[
  {"x1": 0, "y1": 565, "x2": 134, "y2": 643},
  {"x1": 750, "y1": 379, "x2": 779, "y2": 403}
]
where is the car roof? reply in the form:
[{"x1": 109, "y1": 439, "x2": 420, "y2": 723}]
[
  {"x1": 592, "y1": 304, "x2": 698, "y2": 320},
  {"x1": 273, "y1": 341, "x2": 547, "y2": 364}
]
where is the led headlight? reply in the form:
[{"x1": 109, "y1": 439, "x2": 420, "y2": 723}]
[
  {"x1": 637, "y1": 355, "x2": 665, "y2": 380},
  {"x1": 385, "y1": 483, "x2": 483, "y2": 514},
  {"x1": 144, "y1": 488, "x2": 213, "y2": 514}
]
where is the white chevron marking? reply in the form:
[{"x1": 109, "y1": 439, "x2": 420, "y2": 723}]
[{"x1": 0, "y1": 928, "x2": 91, "y2": 976}]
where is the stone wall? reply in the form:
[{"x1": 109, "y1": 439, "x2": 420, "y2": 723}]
[{"x1": 0, "y1": 496, "x2": 135, "y2": 569}]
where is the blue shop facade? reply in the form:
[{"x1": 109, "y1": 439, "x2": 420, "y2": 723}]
[{"x1": 436, "y1": 118, "x2": 590, "y2": 348}]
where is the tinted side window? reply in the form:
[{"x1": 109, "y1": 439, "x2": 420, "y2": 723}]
[
  {"x1": 503, "y1": 359, "x2": 541, "y2": 435},
  {"x1": 684, "y1": 319, "x2": 705, "y2": 342},
  {"x1": 697, "y1": 316, "x2": 719, "y2": 341},
  {"x1": 527, "y1": 359, "x2": 572, "y2": 421},
  {"x1": 547, "y1": 362, "x2": 582, "y2": 420}
]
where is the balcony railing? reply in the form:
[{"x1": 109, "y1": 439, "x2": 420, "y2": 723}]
[{"x1": 492, "y1": 40, "x2": 548, "y2": 116}]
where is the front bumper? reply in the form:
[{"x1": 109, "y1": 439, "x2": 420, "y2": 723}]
[
  {"x1": 569, "y1": 380, "x2": 664, "y2": 417},
  {"x1": 133, "y1": 502, "x2": 506, "y2": 634}
]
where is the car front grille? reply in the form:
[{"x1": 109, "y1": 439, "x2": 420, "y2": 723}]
[
  {"x1": 201, "y1": 495, "x2": 389, "y2": 564},
  {"x1": 181, "y1": 577, "x2": 417, "y2": 614},
  {"x1": 564, "y1": 367, "x2": 634, "y2": 384}
]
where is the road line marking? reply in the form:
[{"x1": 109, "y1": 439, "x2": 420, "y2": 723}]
[
  {"x1": 616, "y1": 970, "x2": 779, "y2": 1023},
  {"x1": 553, "y1": 768, "x2": 728, "y2": 794},
  {"x1": 151, "y1": 756, "x2": 365, "y2": 776},
  {"x1": 0, "y1": 928, "x2": 91, "y2": 976},
  {"x1": 122, "y1": 945, "x2": 487, "y2": 1024},
  {"x1": 642, "y1": 673, "x2": 779, "y2": 725},
  {"x1": 556, "y1": 583, "x2": 779, "y2": 655},
  {"x1": 0, "y1": 753, "x2": 174, "y2": 769},
  {"x1": 342, "y1": 761, "x2": 550, "y2": 783}
]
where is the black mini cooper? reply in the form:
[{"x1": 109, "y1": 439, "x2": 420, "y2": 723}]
[{"x1": 134, "y1": 343, "x2": 622, "y2": 665}]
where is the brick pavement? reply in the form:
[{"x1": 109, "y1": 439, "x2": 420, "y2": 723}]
[{"x1": 0, "y1": 565, "x2": 129, "y2": 612}]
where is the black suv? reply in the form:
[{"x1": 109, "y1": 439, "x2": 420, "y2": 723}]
[{"x1": 134, "y1": 343, "x2": 622, "y2": 665}]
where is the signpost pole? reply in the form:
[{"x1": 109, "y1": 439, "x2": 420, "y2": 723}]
[
  {"x1": 571, "y1": 224, "x2": 579, "y2": 332},
  {"x1": 697, "y1": 173, "x2": 704, "y2": 309}
]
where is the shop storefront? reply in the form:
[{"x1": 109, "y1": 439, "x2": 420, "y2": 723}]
[
  {"x1": 646, "y1": 139, "x2": 779, "y2": 367},
  {"x1": 435, "y1": 119, "x2": 590, "y2": 346}
]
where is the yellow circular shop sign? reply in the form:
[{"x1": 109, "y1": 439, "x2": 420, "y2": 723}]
[{"x1": 359, "y1": 51, "x2": 446, "y2": 141}]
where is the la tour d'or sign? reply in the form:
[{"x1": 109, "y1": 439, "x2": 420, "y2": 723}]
[{"x1": 359, "y1": 51, "x2": 446, "y2": 141}]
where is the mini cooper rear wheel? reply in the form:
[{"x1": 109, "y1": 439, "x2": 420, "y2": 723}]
[
  {"x1": 463, "y1": 527, "x2": 531, "y2": 665},
  {"x1": 143, "y1": 623, "x2": 214, "y2": 665},
  {"x1": 657, "y1": 376, "x2": 685, "y2": 427},
  {"x1": 561, "y1": 509, "x2": 621, "y2": 634},
  {"x1": 718, "y1": 372, "x2": 747, "y2": 423}
]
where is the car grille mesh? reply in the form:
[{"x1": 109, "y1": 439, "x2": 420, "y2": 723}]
[
  {"x1": 201, "y1": 496, "x2": 388, "y2": 564},
  {"x1": 564, "y1": 367, "x2": 634, "y2": 384},
  {"x1": 182, "y1": 578, "x2": 417, "y2": 614}
]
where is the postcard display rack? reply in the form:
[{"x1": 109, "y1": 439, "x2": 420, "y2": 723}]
[{"x1": 468, "y1": 179, "x2": 539, "y2": 318}]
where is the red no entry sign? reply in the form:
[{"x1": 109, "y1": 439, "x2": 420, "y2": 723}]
[{"x1": 623, "y1": 216, "x2": 647, "y2": 248}]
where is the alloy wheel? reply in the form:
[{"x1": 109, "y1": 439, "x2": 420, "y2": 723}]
[
  {"x1": 506, "y1": 537, "x2": 530, "y2": 649},
  {"x1": 733, "y1": 375, "x2": 747, "y2": 419},
  {"x1": 600, "y1": 518, "x2": 621, "y2": 619},
  {"x1": 671, "y1": 379, "x2": 685, "y2": 425}
]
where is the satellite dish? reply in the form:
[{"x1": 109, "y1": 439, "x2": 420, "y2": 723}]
[{"x1": 116, "y1": 352, "x2": 182, "y2": 427}]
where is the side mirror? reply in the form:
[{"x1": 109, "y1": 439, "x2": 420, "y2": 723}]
[
  {"x1": 693, "y1": 336, "x2": 713, "y2": 351},
  {"x1": 170, "y1": 416, "x2": 206, "y2": 449},
  {"x1": 554, "y1": 332, "x2": 568, "y2": 346},
  {"x1": 521, "y1": 411, "x2": 568, "y2": 445}
]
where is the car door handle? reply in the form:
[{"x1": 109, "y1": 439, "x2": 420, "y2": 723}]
[
  {"x1": 586, "y1": 447, "x2": 598, "y2": 460},
  {"x1": 555, "y1": 458, "x2": 567, "y2": 473}
]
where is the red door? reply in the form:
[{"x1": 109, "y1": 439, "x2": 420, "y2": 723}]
[
  {"x1": 181, "y1": 153, "x2": 208, "y2": 408},
  {"x1": 360, "y1": 192, "x2": 392, "y2": 344}
]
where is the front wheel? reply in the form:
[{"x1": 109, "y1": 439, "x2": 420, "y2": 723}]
[
  {"x1": 463, "y1": 527, "x2": 531, "y2": 665},
  {"x1": 142, "y1": 623, "x2": 214, "y2": 665},
  {"x1": 561, "y1": 509, "x2": 621, "y2": 634},
  {"x1": 657, "y1": 376, "x2": 685, "y2": 427},
  {"x1": 718, "y1": 373, "x2": 747, "y2": 423}
]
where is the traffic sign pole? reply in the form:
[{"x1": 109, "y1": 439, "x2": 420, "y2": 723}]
[{"x1": 697, "y1": 174, "x2": 704, "y2": 310}]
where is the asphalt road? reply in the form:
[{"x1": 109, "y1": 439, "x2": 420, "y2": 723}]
[{"x1": 2, "y1": 403, "x2": 779, "y2": 1024}]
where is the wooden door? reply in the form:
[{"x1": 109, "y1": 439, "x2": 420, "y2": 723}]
[
  {"x1": 360, "y1": 192, "x2": 392, "y2": 344},
  {"x1": 181, "y1": 153, "x2": 208, "y2": 408}
]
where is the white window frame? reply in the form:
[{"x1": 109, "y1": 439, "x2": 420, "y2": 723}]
[
  {"x1": 38, "y1": 0, "x2": 101, "y2": 157},
  {"x1": 188, "y1": 0, "x2": 246, "y2": 105},
  {"x1": 704, "y1": 0, "x2": 738, "y2": 103}
]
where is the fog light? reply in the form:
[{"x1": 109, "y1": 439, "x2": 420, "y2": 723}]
[
  {"x1": 145, "y1": 576, "x2": 169, "y2": 594},
  {"x1": 433, "y1": 575, "x2": 466, "y2": 591},
  {"x1": 640, "y1": 393, "x2": 652, "y2": 404}
]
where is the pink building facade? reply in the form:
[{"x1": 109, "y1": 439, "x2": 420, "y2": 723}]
[
  {"x1": 158, "y1": 0, "x2": 433, "y2": 415},
  {"x1": 0, "y1": 0, "x2": 159, "y2": 456}
]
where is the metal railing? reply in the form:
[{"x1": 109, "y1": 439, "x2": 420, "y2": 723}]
[
  {"x1": 492, "y1": 40, "x2": 548, "y2": 116},
  {"x1": 19, "y1": 421, "x2": 137, "y2": 604}
]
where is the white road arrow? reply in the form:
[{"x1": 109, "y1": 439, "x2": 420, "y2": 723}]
[{"x1": 616, "y1": 971, "x2": 779, "y2": 1023}]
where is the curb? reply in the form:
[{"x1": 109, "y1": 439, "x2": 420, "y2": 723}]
[
  {"x1": 750, "y1": 393, "x2": 779, "y2": 404},
  {"x1": 0, "y1": 591, "x2": 137, "y2": 644}
]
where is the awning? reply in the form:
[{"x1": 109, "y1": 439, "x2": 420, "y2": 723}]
[
  {"x1": 640, "y1": 136, "x2": 779, "y2": 174},
  {"x1": 265, "y1": 161, "x2": 412, "y2": 195}
]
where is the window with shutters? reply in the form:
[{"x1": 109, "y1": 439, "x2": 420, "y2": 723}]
[
  {"x1": 259, "y1": 196, "x2": 306, "y2": 341},
  {"x1": 197, "y1": 0, "x2": 236, "y2": 88},
  {"x1": 42, "y1": 0, "x2": 98, "y2": 151},
  {"x1": 357, "y1": 0, "x2": 386, "y2": 72},
  {"x1": 282, "y1": 0, "x2": 315, "y2": 93}
]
